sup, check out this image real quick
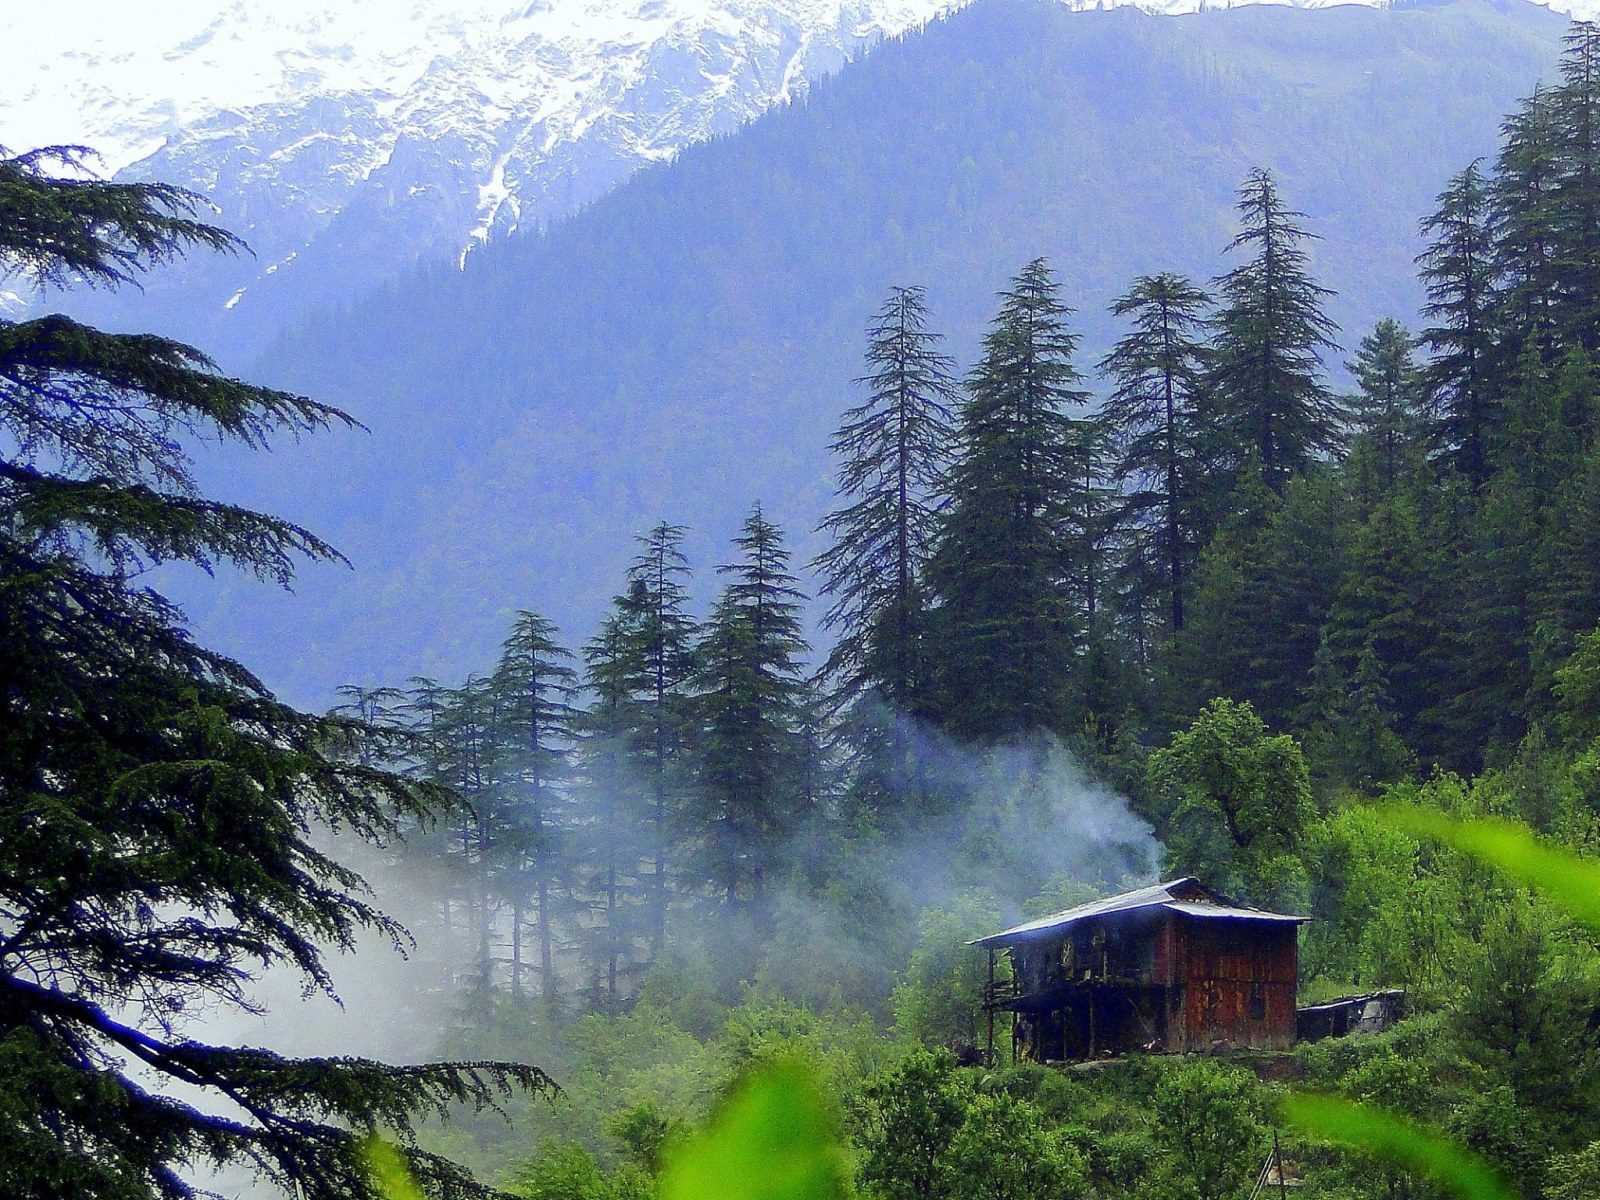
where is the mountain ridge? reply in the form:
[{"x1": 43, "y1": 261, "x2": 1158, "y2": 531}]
[
  {"x1": 4, "y1": 0, "x2": 1588, "y2": 365},
  {"x1": 4, "y1": 0, "x2": 954, "y2": 362},
  {"x1": 138, "y1": 0, "x2": 1567, "y2": 706}
]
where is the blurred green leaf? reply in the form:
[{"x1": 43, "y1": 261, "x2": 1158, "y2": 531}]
[
  {"x1": 1376, "y1": 802, "x2": 1600, "y2": 932},
  {"x1": 659, "y1": 1059, "x2": 849, "y2": 1200},
  {"x1": 1283, "y1": 1093, "x2": 1515, "y2": 1200},
  {"x1": 361, "y1": 1135, "x2": 428, "y2": 1200}
]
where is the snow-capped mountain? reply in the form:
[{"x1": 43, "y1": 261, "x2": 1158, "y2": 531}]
[
  {"x1": 5, "y1": 0, "x2": 1591, "y2": 363},
  {"x1": 1, "y1": 0, "x2": 962, "y2": 359}
]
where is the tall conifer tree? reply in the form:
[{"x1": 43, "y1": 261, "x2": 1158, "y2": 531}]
[
  {"x1": 1548, "y1": 22, "x2": 1600, "y2": 353},
  {"x1": 0, "y1": 147, "x2": 544, "y2": 1199},
  {"x1": 814, "y1": 285, "x2": 956, "y2": 715},
  {"x1": 490, "y1": 611, "x2": 580, "y2": 1002},
  {"x1": 814, "y1": 285, "x2": 957, "y2": 826},
  {"x1": 1098, "y1": 272, "x2": 1214, "y2": 633},
  {"x1": 1209, "y1": 169, "x2": 1341, "y2": 494},
  {"x1": 425, "y1": 676, "x2": 506, "y2": 986},
  {"x1": 1418, "y1": 160, "x2": 1498, "y2": 485},
  {"x1": 1492, "y1": 88, "x2": 1562, "y2": 354},
  {"x1": 581, "y1": 594, "x2": 654, "y2": 1009},
  {"x1": 927, "y1": 258, "x2": 1089, "y2": 742},
  {"x1": 625, "y1": 523, "x2": 698, "y2": 953},
  {"x1": 573, "y1": 525, "x2": 696, "y2": 995},
  {"x1": 692, "y1": 506, "x2": 812, "y2": 910},
  {"x1": 1345, "y1": 319, "x2": 1428, "y2": 494}
]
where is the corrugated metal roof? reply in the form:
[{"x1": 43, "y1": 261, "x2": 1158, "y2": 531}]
[
  {"x1": 1163, "y1": 901, "x2": 1305, "y2": 922},
  {"x1": 969, "y1": 877, "x2": 1307, "y2": 947}
]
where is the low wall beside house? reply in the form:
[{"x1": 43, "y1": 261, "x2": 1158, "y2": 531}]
[{"x1": 1295, "y1": 989, "x2": 1407, "y2": 1043}]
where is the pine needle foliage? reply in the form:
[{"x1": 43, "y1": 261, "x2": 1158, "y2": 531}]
[
  {"x1": 492, "y1": 612, "x2": 581, "y2": 1003},
  {"x1": 0, "y1": 147, "x2": 550, "y2": 1200},
  {"x1": 693, "y1": 505, "x2": 812, "y2": 909},
  {"x1": 814, "y1": 285, "x2": 956, "y2": 716},
  {"x1": 1209, "y1": 169, "x2": 1342, "y2": 494},
  {"x1": 1417, "y1": 160, "x2": 1497, "y2": 485},
  {"x1": 928, "y1": 258, "x2": 1090, "y2": 742},
  {"x1": 1098, "y1": 272, "x2": 1215, "y2": 634}
]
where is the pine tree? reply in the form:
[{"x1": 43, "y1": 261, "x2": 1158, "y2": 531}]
[
  {"x1": 1344, "y1": 318, "x2": 1427, "y2": 494},
  {"x1": 692, "y1": 505, "x2": 813, "y2": 912},
  {"x1": 1301, "y1": 640, "x2": 1414, "y2": 792},
  {"x1": 1417, "y1": 160, "x2": 1498, "y2": 485},
  {"x1": 0, "y1": 147, "x2": 545, "y2": 1200},
  {"x1": 1492, "y1": 88, "x2": 1562, "y2": 355},
  {"x1": 1554, "y1": 340, "x2": 1600, "y2": 453},
  {"x1": 1548, "y1": 22, "x2": 1600, "y2": 353},
  {"x1": 814, "y1": 285, "x2": 956, "y2": 715},
  {"x1": 1495, "y1": 334, "x2": 1570, "y2": 502},
  {"x1": 927, "y1": 258, "x2": 1089, "y2": 742},
  {"x1": 1209, "y1": 169, "x2": 1342, "y2": 494},
  {"x1": 626, "y1": 523, "x2": 698, "y2": 953},
  {"x1": 331, "y1": 684, "x2": 411, "y2": 765},
  {"x1": 1098, "y1": 272, "x2": 1215, "y2": 633},
  {"x1": 490, "y1": 611, "x2": 580, "y2": 1003},
  {"x1": 1535, "y1": 439, "x2": 1600, "y2": 678},
  {"x1": 1168, "y1": 474, "x2": 1348, "y2": 731},
  {"x1": 1456, "y1": 351, "x2": 1551, "y2": 752},
  {"x1": 1317, "y1": 484, "x2": 1448, "y2": 755},
  {"x1": 814, "y1": 287, "x2": 956, "y2": 829},
  {"x1": 563, "y1": 529, "x2": 698, "y2": 1004},
  {"x1": 1064, "y1": 408, "x2": 1121, "y2": 634},
  {"x1": 425, "y1": 675, "x2": 506, "y2": 988},
  {"x1": 581, "y1": 593, "x2": 654, "y2": 1009}
]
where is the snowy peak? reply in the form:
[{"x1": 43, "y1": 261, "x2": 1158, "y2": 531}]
[
  {"x1": 0, "y1": 0, "x2": 1590, "y2": 360},
  {"x1": 1, "y1": 1, "x2": 952, "y2": 172},
  {"x1": 1, "y1": 1, "x2": 960, "y2": 357}
]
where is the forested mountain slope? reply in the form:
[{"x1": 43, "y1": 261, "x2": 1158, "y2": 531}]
[{"x1": 207, "y1": 0, "x2": 1564, "y2": 703}]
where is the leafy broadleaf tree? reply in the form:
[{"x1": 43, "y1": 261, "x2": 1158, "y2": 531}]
[
  {"x1": 0, "y1": 148, "x2": 548, "y2": 1199},
  {"x1": 1209, "y1": 169, "x2": 1342, "y2": 495},
  {"x1": 927, "y1": 258, "x2": 1090, "y2": 742},
  {"x1": 1147, "y1": 698, "x2": 1315, "y2": 911},
  {"x1": 1098, "y1": 272, "x2": 1214, "y2": 634}
]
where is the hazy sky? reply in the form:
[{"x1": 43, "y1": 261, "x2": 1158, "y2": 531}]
[
  {"x1": 0, "y1": 1, "x2": 521, "y2": 161},
  {"x1": 2, "y1": 0, "x2": 1587, "y2": 163}
]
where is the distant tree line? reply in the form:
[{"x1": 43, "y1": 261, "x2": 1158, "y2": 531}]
[
  {"x1": 379, "y1": 23, "x2": 1600, "y2": 1011},
  {"x1": 18, "y1": 19, "x2": 1600, "y2": 1200}
]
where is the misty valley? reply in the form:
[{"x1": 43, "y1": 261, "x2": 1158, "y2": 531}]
[{"x1": 10, "y1": 3, "x2": 1600, "y2": 1200}]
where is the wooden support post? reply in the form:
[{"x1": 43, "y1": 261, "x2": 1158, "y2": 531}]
[
  {"x1": 986, "y1": 948, "x2": 996, "y2": 1064},
  {"x1": 1273, "y1": 1131, "x2": 1288, "y2": 1200}
]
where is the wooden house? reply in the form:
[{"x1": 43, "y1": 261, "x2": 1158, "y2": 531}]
[{"x1": 972, "y1": 878, "x2": 1306, "y2": 1063}]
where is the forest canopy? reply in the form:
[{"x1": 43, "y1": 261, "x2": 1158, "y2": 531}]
[{"x1": 11, "y1": 15, "x2": 1600, "y2": 1200}]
